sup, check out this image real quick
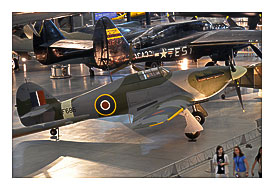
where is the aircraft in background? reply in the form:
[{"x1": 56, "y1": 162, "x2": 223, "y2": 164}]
[
  {"x1": 26, "y1": 17, "x2": 261, "y2": 77},
  {"x1": 12, "y1": 12, "x2": 83, "y2": 70},
  {"x1": 112, "y1": 12, "x2": 146, "y2": 20},
  {"x1": 13, "y1": 63, "x2": 247, "y2": 141},
  {"x1": 12, "y1": 12, "x2": 147, "y2": 71},
  {"x1": 12, "y1": 15, "x2": 147, "y2": 73},
  {"x1": 129, "y1": 18, "x2": 261, "y2": 68},
  {"x1": 170, "y1": 12, "x2": 261, "y2": 30},
  {"x1": 13, "y1": 14, "x2": 261, "y2": 79}
]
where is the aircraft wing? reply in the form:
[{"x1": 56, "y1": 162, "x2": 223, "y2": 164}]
[
  {"x1": 49, "y1": 39, "x2": 93, "y2": 50},
  {"x1": 131, "y1": 95, "x2": 204, "y2": 133},
  {"x1": 12, "y1": 12, "x2": 82, "y2": 26},
  {"x1": 190, "y1": 30, "x2": 262, "y2": 46}
]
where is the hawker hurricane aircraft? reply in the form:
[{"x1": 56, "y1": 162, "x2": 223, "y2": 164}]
[{"x1": 13, "y1": 63, "x2": 247, "y2": 141}]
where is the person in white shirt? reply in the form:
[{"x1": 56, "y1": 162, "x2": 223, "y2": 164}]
[{"x1": 213, "y1": 145, "x2": 230, "y2": 178}]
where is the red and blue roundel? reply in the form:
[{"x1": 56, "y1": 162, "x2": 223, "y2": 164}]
[{"x1": 94, "y1": 94, "x2": 117, "y2": 116}]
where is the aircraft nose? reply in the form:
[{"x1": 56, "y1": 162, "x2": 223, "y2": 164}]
[{"x1": 230, "y1": 66, "x2": 247, "y2": 80}]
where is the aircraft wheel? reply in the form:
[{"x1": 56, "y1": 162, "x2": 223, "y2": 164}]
[
  {"x1": 192, "y1": 111, "x2": 205, "y2": 125},
  {"x1": 151, "y1": 61, "x2": 161, "y2": 68},
  {"x1": 50, "y1": 128, "x2": 57, "y2": 136},
  {"x1": 205, "y1": 61, "x2": 215, "y2": 67},
  {"x1": 221, "y1": 94, "x2": 226, "y2": 100},
  {"x1": 12, "y1": 58, "x2": 19, "y2": 70},
  {"x1": 185, "y1": 131, "x2": 201, "y2": 140},
  {"x1": 145, "y1": 61, "x2": 162, "y2": 69}
]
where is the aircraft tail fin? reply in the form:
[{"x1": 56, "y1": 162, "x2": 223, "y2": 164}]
[
  {"x1": 33, "y1": 20, "x2": 65, "y2": 64},
  {"x1": 15, "y1": 82, "x2": 62, "y2": 126},
  {"x1": 93, "y1": 16, "x2": 130, "y2": 70}
]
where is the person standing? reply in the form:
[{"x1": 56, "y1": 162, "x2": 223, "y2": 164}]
[
  {"x1": 233, "y1": 146, "x2": 249, "y2": 178},
  {"x1": 213, "y1": 145, "x2": 229, "y2": 177},
  {"x1": 251, "y1": 147, "x2": 262, "y2": 178}
]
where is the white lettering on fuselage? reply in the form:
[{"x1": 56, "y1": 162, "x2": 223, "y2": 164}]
[{"x1": 134, "y1": 46, "x2": 192, "y2": 59}]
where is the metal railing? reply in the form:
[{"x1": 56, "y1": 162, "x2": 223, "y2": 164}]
[{"x1": 144, "y1": 124, "x2": 262, "y2": 178}]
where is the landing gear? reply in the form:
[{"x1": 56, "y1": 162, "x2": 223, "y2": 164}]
[
  {"x1": 192, "y1": 111, "x2": 205, "y2": 125},
  {"x1": 50, "y1": 65, "x2": 71, "y2": 79},
  {"x1": 185, "y1": 131, "x2": 201, "y2": 141},
  {"x1": 205, "y1": 61, "x2": 218, "y2": 67},
  {"x1": 145, "y1": 61, "x2": 162, "y2": 69},
  {"x1": 50, "y1": 128, "x2": 59, "y2": 141},
  {"x1": 225, "y1": 60, "x2": 230, "y2": 66},
  {"x1": 221, "y1": 94, "x2": 226, "y2": 100},
  {"x1": 191, "y1": 104, "x2": 207, "y2": 125},
  {"x1": 185, "y1": 104, "x2": 207, "y2": 141},
  {"x1": 50, "y1": 128, "x2": 57, "y2": 135},
  {"x1": 89, "y1": 68, "x2": 95, "y2": 77}
]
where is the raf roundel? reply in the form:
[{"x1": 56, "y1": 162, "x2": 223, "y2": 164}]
[{"x1": 94, "y1": 94, "x2": 117, "y2": 116}]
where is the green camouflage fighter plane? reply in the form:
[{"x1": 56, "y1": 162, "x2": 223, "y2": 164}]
[{"x1": 13, "y1": 64, "x2": 247, "y2": 140}]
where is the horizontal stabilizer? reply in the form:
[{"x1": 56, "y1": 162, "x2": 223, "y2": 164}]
[
  {"x1": 13, "y1": 114, "x2": 90, "y2": 139},
  {"x1": 20, "y1": 104, "x2": 52, "y2": 119},
  {"x1": 49, "y1": 39, "x2": 93, "y2": 50}
]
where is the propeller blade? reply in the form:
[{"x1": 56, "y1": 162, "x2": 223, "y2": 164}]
[
  {"x1": 250, "y1": 44, "x2": 262, "y2": 59},
  {"x1": 229, "y1": 49, "x2": 246, "y2": 112},
  {"x1": 234, "y1": 79, "x2": 245, "y2": 112},
  {"x1": 226, "y1": 16, "x2": 239, "y2": 28},
  {"x1": 167, "y1": 13, "x2": 175, "y2": 23}
]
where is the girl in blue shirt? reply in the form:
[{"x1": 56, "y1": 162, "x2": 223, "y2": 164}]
[{"x1": 233, "y1": 146, "x2": 249, "y2": 178}]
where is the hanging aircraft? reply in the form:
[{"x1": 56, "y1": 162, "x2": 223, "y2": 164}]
[
  {"x1": 13, "y1": 63, "x2": 247, "y2": 140},
  {"x1": 112, "y1": 12, "x2": 146, "y2": 21}
]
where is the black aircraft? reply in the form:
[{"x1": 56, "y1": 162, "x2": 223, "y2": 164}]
[
  {"x1": 30, "y1": 19, "x2": 148, "y2": 76},
  {"x1": 31, "y1": 16, "x2": 261, "y2": 76},
  {"x1": 130, "y1": 18, "x2": 261, "y2": 68}
]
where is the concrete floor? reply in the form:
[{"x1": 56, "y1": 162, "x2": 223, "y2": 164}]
[{"x1": 12, "y1": 56, "x2": 262, "y2": 178}]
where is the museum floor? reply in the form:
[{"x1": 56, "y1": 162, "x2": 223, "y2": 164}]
[{"x1": 12, "y1": 56, "x2": 262, "y2": 177}]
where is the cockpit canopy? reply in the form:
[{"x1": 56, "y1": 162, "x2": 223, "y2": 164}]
[
  {"x1": 137, "y1": 67, "x2": 170, "y2": 80},
  {"x1": 132, "y1": 20, "x2": 212, "y2": 49}
]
